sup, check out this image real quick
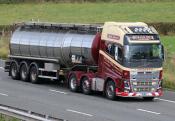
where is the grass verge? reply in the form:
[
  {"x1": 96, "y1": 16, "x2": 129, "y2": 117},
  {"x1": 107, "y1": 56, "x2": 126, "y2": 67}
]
[
  {"x1": 0, "y1": 36, "x2": 9, "y2": 59},
  {"x1": 0, "y1": 2, "x2": 175, "y2": 25},
  {"x1": 161, "y1": 36, "x2": 175, "y2": 90},
  {"x1": 0, "y1": 113, "x2": 19, "y2": 121}
]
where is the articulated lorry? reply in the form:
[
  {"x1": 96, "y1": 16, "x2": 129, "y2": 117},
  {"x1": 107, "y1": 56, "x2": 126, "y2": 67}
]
[{"x1": 5, "y1": 22, "x2": 164, "y2": 100}]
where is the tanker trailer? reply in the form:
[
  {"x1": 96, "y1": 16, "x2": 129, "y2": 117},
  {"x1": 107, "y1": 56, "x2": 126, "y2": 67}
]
[
  {"x1": 5, "y1": 22, "x2": 164, "y2": 100},
  {"x1": 6, "y1": 22, "x2": 101, "y2": 81}
]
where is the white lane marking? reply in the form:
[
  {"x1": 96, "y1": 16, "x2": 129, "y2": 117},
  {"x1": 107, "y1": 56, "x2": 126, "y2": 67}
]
[
  {"x1": 155, "y1": 98, "x2": 175, "y2": 104},
  {"x1": 0, "y1": 93, "x2": 8, "y2": 96},
  {"x1": 0, "y1": 67, "x2": 4, "y2": 70},
  {"x1": 66, "y1": 109, "x2": 93, "y2": 117},
  {"x1": 137, "y1": 109, "x2": 161, "y2": 115},
  {"x1": 49, "y1": 89, "x2": 67, "y2": 95}
]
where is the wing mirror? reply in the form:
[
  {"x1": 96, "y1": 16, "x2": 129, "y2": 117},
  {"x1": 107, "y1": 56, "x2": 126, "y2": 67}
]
[{"x1": 161, "y1": 44, "x2": 165, "y2": 62}]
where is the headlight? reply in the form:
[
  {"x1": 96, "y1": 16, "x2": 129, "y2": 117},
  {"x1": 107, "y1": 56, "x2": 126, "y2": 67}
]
[
  {"x1": 133, "y1": 88, "x2": 137, "y2": 91},
  {"x1": 124, "y1": 80, "x2": 129, "y2": 87},
  {"x1": 133, "y1": 82, "x2": 137, "y2": 86},
  {"x1": 152, "y1": 82, "x2": 157, "y2": 86},
  {"x1": 151, "y1": 88, "x2": 155, "y2": 92}
]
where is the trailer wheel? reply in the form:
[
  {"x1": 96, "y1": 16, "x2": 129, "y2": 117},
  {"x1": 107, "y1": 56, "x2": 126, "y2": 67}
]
[
  {"x1": 10, "y1": 62, "x2": 19, "y2": 80},
  {"x1": 81, "y1": 77, "x2": 91, "y2": 95},
  {"x1": 20, "y1": 63, "x2": 29, "y2": 82},
  {"x1": 29, "y1": 65, "x2": 39, "y2": 84},
  {"x1": 105, "y1": 81, "x2": 116, "y2": 100},
  {"x1": 143, "y1": 97, "x2": 154, "y2": 101},
  {"x1": 69, "y1": 74, "x2": 78, "y2": 92}
]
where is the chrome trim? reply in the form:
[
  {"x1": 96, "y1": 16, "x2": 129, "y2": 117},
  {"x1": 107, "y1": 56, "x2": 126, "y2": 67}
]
[
  {"x1": 8, "y1": 55, "x2": 59, "y2": 63},
  {"x1": 130, "y1": 71, "x2": 160, "y2": 92}
]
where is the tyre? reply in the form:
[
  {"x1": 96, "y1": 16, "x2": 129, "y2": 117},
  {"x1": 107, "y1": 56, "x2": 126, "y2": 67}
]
[
  {"x1": 20, "y1": 63, "x2": 29, "y2": 82},
  {"x1": 69, "y1": 74, "x2": 78, "y2": 92},
  {"x1": 81, "y1": 77, "x2": 91, "y2": 95},
  {"x1": 105, "y1": 81, "x2": 116, "y2": 100},
  {"x1": 143, "y1": 97, "x2": 154, "y2": 101},
  {"x1": 10, "y1": 62, "x2": 19, "y2": 80},
  {"x1": 29, "y1": 65, "x2": 39, "y2": 84}
]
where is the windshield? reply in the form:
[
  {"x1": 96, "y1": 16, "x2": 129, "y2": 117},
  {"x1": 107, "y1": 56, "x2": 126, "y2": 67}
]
[
  {"x1": 124, "y1": 44, "x2": 162, "y2": 61},
  {"x1": 123, "y1": 44, "x2": 164, "y2": 68}
]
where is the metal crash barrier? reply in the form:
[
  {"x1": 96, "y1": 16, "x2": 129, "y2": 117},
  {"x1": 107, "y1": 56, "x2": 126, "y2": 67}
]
[{"x1": 0, "y1": 104, "x2": 66, "y2": 121}]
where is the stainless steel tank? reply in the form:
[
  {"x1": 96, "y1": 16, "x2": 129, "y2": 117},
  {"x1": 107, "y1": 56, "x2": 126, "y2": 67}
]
[{"x1": 10, "y1": 23, "x2": 101, "y2": 66}]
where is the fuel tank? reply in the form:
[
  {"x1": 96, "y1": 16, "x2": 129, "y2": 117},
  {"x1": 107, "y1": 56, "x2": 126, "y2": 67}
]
[{"x1": 10, "y1": 23, "x2": 101, "y2": 66}]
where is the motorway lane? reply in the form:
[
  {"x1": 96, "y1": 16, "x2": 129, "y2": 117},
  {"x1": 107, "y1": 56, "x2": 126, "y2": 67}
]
[{"x1": 0, "y1": 69, "x2": 175, "y2": 121}]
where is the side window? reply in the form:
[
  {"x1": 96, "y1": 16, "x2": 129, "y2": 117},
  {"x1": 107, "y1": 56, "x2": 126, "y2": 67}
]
[
  {"x1": 115, "y1": 45, "x2": 123, "y2": 63},
  {"x1": 118, "y1": 47, "x2": 122, "y2": 61},
  {"x1": 106, "y1": 43, "x2": 115, "y2": 57}
]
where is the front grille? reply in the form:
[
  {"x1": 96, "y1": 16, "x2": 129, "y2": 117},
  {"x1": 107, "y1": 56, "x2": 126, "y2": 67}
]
[
  {"x1": 135, "y1": 87, "x2": 152, "y2": 92},
  {"x1": 131, "y1": 72, "x2": 159, "y2": 80},
  {"x1": 132, "y1": 81, "x2": 153, "y2": 86},
  {"x1": 130, "y1": 71, "x2": 159, "y2": 92}
]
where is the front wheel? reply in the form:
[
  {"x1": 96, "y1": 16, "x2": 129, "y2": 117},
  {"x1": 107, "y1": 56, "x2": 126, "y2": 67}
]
[
  {"x1": 105, "y1": 81, "x2": 116, "y2": 100},
  {"x1": 81, "y1": 77, "x2": 91, "y2": 95},
  {"x1": 69, "y1": 74, "x2": 78, "y2": 92}
]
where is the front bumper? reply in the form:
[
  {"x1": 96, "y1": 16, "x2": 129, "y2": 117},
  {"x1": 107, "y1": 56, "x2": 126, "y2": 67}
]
[{"x1": 116, "y1": 90, "x2": 163, "y2": 97}]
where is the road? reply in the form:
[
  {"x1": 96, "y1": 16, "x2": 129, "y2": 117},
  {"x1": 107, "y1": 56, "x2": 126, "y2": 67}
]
[{"x1": 0, "y1": 68, "x2": 175, "y2": 121}]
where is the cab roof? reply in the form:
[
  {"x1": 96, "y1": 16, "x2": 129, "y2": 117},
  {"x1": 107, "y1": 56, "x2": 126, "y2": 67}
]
[{"x1": 101, "y1": 22, "x2": 159, "y2": 45}]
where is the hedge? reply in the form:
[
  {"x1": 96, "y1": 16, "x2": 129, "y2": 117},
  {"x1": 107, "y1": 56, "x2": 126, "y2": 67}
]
[
  {"x1": 148, "y1": 23, "x2": 175, "y2": 35},
  {"x1": 0, "y1": 22, "x2": 175, "y2": 35}
]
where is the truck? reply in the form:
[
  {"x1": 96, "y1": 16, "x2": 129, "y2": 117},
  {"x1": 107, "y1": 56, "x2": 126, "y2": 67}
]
[{"x1": 5, "y1": 22, "x2": 164, "y2": 100}]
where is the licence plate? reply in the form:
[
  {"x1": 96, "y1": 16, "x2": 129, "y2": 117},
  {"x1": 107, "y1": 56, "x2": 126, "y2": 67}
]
[{"x1": 142, "y1": 92, "x2": 147, "y2": 96}]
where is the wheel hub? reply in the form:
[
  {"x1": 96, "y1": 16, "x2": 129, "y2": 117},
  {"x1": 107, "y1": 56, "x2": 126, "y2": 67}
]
[
  {"x1": 107, "y1": 85, "x2": 114, "y2": 97},
  {"x1": 70, "y1": 78, "x2": 76, "y2": 89},
  {"x1": 83, "y1": 80, "x2": 89, "y2": 91},
  {"x1": 31, "y1": 71, "x2": 36, "y2": 81},
  {"x1": 21, "y1": 67, "x2": 27, "y2": 79},
  {"x1": 11, "y1": 65, "x2": 17, "y2": 77}
]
